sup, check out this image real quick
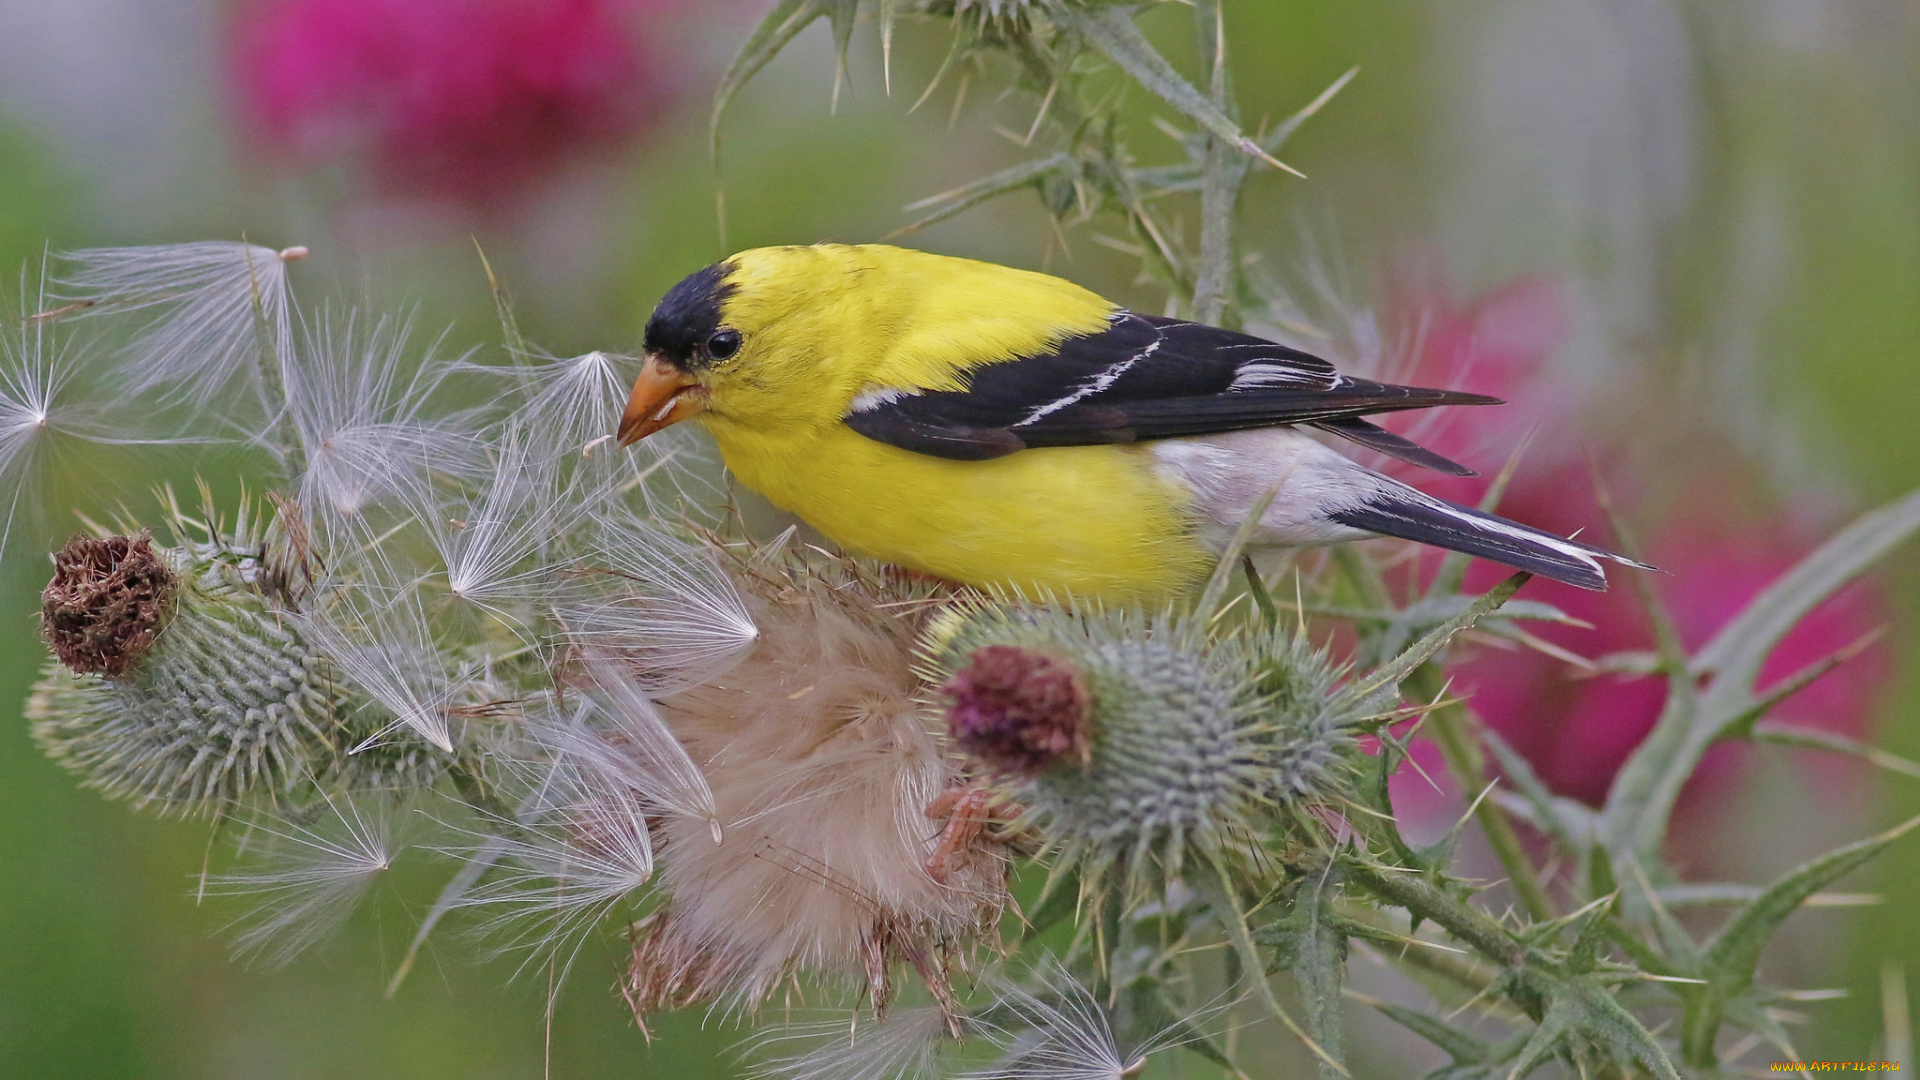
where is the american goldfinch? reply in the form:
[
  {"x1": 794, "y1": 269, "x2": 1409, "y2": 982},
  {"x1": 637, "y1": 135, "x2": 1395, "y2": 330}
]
[{"x1": 618, "y1": 244, "x2": 1646, "y2": 601}]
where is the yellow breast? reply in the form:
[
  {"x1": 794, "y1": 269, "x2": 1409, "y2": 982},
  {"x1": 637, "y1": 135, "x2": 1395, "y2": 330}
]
[
  {"x1": 687, "y1": 244, "x2": 1212, "y2": 601},
  {"x1": 708, "y1": 423, "x2": 1209, "y2": 602}
]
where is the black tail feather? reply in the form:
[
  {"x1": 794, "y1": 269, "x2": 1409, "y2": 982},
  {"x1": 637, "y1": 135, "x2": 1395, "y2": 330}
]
[
  {"x1": 1313, "y1": 416, "x2": 1478, "y2": 477},
  {"x1": 1329, "y1": 493, "x2": 1650, "y2": 591}
]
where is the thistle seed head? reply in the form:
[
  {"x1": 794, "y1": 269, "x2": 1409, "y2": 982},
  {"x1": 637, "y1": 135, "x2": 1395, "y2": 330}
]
[
  {"x1": 942, "y1": 644, "x2": 1091, "y2": 775},
  {"x1": 623, "y1": 536, "x2": 1006, "y2": 1021},
  {"x1": 41, "y1": 532, "x2": 176, "y2": 678}
]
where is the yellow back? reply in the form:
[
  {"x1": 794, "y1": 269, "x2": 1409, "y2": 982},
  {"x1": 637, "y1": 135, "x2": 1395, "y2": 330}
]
[{"x1": 700, "y1": 244, "x2": 1117, "y2": 439}]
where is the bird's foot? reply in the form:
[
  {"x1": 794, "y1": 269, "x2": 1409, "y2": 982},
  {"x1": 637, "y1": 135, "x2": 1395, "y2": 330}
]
[{"x1": 923, "y1": 783, "x2": 995, "y2": 885}]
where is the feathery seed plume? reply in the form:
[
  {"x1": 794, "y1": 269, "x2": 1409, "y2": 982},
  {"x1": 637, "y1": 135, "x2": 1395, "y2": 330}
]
[
  {"x1": 623, "y1": 537, "x2": 1007, "y2": 1023},
  {"x1": 208, "y1": 797, "x2": 401, "y2": 969},
  {"x1": 58, "y1": 242, "x2": 300, "y2": 420}
]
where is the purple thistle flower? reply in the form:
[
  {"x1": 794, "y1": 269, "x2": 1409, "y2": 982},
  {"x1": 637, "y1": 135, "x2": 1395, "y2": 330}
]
[{"x1": 943, "y1": 645, "x2": 1093, "y2": 776}]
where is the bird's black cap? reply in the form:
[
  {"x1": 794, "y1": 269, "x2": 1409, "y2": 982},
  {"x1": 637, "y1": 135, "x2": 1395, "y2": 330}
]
[{"x1": 644, "y1": 261, "x2": 737, "y2": 370}]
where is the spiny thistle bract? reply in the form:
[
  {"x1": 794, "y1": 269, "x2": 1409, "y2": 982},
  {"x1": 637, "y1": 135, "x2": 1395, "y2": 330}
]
[
  {"x1": 920, "y1": 0, "x2": 1067, "y2": 38},
  {"x1": 28, "y1": 501, "x2": 442, "y2": 815},
  {"x1": 922, "y1": 600, "x2": 1362, "y2": 898}
]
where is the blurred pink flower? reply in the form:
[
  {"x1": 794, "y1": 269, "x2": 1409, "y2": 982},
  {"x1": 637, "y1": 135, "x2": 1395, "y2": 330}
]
[
  {"x1": 1373, "y1": 265, "x2": 1890, "y2": 814},
  {"x1": 1453, "y1": 505, "x2": 1889, "y2": 809},
  {"x1": 229, "y1": 0, "x2": 687, "y2": 206},
  {"x1": 1374, "y1": 259, "x2": 1578, "y2": 505}
]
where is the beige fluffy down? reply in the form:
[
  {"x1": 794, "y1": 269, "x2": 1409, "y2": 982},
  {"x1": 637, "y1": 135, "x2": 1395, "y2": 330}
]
[{"x1": 624, "y1": 547, "x2": 1006, "y2": 1021}]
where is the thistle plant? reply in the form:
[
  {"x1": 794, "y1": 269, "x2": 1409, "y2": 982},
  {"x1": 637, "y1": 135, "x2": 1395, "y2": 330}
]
[
  {"x1": 922, "y1": 595, "x2": 1368, "y2": 903},
  {"x1": 9, "y1": 4, "x2": 1920, "y2": 1079}
]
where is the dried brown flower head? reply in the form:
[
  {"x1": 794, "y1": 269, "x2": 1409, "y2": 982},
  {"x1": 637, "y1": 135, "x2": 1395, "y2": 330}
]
[{"x1": 41, "y1": 532, "x2": 177, "y2": 678}]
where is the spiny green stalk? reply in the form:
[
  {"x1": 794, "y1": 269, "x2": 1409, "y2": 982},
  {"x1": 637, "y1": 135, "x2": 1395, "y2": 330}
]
[
  {"x1": 1190, "y1": 0, "x2": 1247, "y2": 327},
  {"x1": 1406, "y1": 664, "x2": 1557, "y2": 924}
]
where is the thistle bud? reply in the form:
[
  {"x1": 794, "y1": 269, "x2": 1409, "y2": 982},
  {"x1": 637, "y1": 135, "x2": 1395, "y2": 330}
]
[
  {"x1": 924, "y1": 602, "x2": 1361, "y2": 894},
  {"x1": 29, "y1": 529, "x2": 434, "y2": 814}
]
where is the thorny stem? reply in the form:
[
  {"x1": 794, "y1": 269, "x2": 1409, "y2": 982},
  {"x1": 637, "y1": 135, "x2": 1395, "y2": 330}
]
[
  {"x1": 1406, "y1": 665, "x2": 1557, "y2": 924},
  {"x1": 1341, "y1": 858, "x2": 1529, "y2": 975},
  {"x1": 1207, "y1": 857, "x2": 1351, "y2": 1077},
  {"x1": 1191, "y1": 0, "x2": 1247, "y2": 326},
  {"x1": 999, "y1": 34, "x2": 1191, "y2": 296},
  {"x1": 1335, "y1": 901, "x2": 1497, "y2": 992}
]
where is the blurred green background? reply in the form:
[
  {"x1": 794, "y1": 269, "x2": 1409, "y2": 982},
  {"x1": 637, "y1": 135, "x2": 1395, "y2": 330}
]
[{"x1": 1, "y1": 1, "x2": 1916, "y2": 1076}]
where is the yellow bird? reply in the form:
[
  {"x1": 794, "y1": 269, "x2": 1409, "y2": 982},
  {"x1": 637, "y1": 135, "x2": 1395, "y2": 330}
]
[{"x1": 617, "y1": 244, "x2": 1644, "y2": 602}]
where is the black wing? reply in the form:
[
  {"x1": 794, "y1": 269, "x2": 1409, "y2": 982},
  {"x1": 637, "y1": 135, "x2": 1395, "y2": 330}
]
[{"x1": 843, "y1": 312, "x2": 1495, "y2": 472}]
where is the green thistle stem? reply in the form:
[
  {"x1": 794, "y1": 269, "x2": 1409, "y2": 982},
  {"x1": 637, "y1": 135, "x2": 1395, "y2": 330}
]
[
  {"x1": 1191, "y1": 0, "x2": 1246, "y2": 327},
  {"x1": 1333, "y1": 901, "x2": 1508, "y2": 1002},
  {"x1": 1407, "y1": 665, "x2": 1556, "y2": 923},
  {"x1": 1205, "y1": 857, "x2": 1349, "y2": 1078},
  {"x1": 1341, "y1": 856, "x2": 1529, "y2": 977}
]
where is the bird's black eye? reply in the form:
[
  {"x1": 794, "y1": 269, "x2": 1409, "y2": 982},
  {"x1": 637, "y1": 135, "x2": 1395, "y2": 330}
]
[{"x1": 706, "y1": 329, "x2": 742, "y2": 360}]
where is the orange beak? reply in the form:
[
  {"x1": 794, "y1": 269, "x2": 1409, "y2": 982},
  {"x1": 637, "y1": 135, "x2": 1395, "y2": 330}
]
[{"x1": 617, "y1": 354, "x2": 706, "y2": 446}]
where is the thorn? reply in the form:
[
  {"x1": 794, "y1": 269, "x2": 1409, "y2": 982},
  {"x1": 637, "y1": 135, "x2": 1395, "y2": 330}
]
[{"x1": 1241, "y1": 137, "x2": 1307, "y2": 178}]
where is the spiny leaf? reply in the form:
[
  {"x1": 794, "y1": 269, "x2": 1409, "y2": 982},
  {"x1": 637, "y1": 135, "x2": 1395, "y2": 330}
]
[
  {"x1": 1617, "y1": 857, "x2": 1702, "y2": 969},
  {"x1": 1294, "y1": 874, "x2": 1349, "y2": 1080},
  {"x1": 1715, "y1": 628, "x2": 1885, "y2": 742},
  {"x1": 1749, "y1": 723, "x2": 1920, "y2": 780},
  {"x1": 710, "y1": 0, "x2": 854, "y2": 157},
  {"x1": 1505, "y1": 990, "x2": 1580, "y2": 1080},
  {"x1": 1677, "y1": 814, "x2": 1920, "y2": 1066},
  {"x1": 1694, "y1": 485, "x2": 1920, "y2": 701},
  {"x1": 1701, "y1": 813, "x2": 1920, "y2": 987},
  {"x1": 1566, "y1": 977, "x2": 1683, "y2": 1080},
  {"x1": 1365, "y1": 997, "x2": 1492, "y2": 1064},
  {"x1": 1257, "y1": 65, "x2": 1360, "y2": 155},
  {"x1": 1341, "y1": 574, "x2": 1527, "y2": 708},
  {"x1": 1205, "y1": 856, "x2": 1349, "y2": 1076},
  {"x1": 1607, "y1": 488, "x2": 1920, "y2": 864},
  {"x1": 1056, "y1": 5, "x2": 1303, "y2": 177},
  {"x1": 888, "y1": 153, "x2": 1075, "y2": 237},
  {"x1": 1563, "y1": 893, "x2": 1616, "y2": 974},
  {"x1": 1723, "y1": 996, "x2": 1807, "y2": 1071},
  {"x1": 1507, "y1": 977, "x2": 1681, "y2": 1080}
]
